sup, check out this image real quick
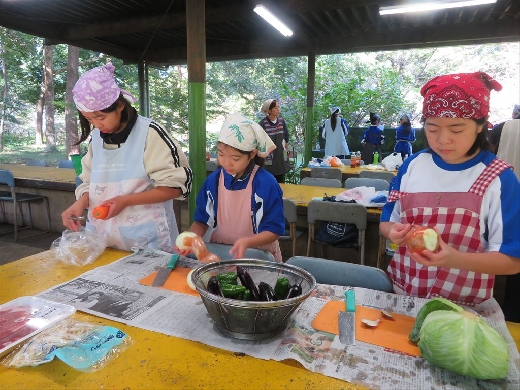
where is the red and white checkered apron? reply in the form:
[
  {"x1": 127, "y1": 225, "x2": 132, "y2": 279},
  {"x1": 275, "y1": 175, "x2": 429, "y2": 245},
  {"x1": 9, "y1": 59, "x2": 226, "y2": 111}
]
[{"x1": 387, "y1": 158, "x2": 511, "y2": 305}]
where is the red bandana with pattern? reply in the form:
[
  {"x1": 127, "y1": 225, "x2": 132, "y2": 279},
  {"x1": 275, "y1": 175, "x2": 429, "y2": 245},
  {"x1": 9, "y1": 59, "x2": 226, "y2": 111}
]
[{"x1": 421, "y1": 72, "x2": 502, "y2": 120}]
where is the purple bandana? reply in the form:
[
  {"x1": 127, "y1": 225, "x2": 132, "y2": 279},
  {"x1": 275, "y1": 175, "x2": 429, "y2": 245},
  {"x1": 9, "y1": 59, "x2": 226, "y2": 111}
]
[{"x1": 72, "y1": 63, "x2": 136, "y2": 112}]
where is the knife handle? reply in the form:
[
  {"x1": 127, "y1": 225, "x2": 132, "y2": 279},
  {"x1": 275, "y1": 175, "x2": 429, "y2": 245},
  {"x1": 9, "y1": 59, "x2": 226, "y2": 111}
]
[
  {"x1": 167, "y1": 254, "x2": 179, "y2": 269},
  {"x1": 345, "y1": 289, "x2": 355, "y2": 312}
]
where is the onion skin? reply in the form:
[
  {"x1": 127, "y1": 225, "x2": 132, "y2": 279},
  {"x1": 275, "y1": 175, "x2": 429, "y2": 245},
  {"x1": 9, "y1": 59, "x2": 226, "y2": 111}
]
[{"x1": 406, "y1": 226, "x2": 439, "y2": 253}]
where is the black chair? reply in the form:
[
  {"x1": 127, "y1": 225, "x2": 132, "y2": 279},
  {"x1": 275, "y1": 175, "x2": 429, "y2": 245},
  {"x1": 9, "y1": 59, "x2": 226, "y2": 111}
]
[
  {"x1": 301, "y1": 177, "x2": 342, "y2": 188},
  {"x1": 57, "y1": 159, "x2": 74, "y2": 169},
  {"x1": 310, "y1": 167, "x2": 342, "y2": 181},
  {"x1": 26, "y1": 159, "x2": 47, "y2": 167},
  {"x1": 359, "y1": 170, "x2": 395, "y2": 183},
  {"x1": 279, "y1": 198, "x2": 307, "y2": 257},
  {"x1": 306, "y1": 200, "x2": 367, "y2": 264},
  {"x1": 286, "y1": 256, "x2": 393, "y2": 292},
  {"x1": 0, "y1": 169, "x2": 51, "y2": 241},
  {"x1": 344, "y1": 177, "x2": 389, "y2": 191}
]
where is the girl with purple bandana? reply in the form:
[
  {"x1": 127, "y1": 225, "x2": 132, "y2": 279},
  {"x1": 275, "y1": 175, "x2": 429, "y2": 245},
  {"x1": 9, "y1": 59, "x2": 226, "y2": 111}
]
[
  {"x1": 61, "y1": 63, "x2": 192, "y2": 253},
  {"x1": 176, "y1": 113, "x2": 285, "y2": 262},
  {"x1": 379, "y1": 71, "x2": 520, "y2": 305}
]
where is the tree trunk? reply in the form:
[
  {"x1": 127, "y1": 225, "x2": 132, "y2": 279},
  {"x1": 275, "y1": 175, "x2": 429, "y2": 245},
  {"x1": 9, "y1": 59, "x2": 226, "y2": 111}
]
[
  {"x1": 0, "y1": 40, "x2": 7, "y2": 152},
  {"x1": 44, "y1": 44, "x2": 56, "y2": 152},
  {"x1": 36, "y1": 85, "x2": 44, "y2": 145},
  {"x1": 64, "y1": 45, "x2": 80, "y2": 156}
]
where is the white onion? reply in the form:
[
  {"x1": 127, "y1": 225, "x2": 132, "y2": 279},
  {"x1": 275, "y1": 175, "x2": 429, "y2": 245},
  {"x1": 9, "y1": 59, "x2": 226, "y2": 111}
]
[
  {"x1": 186, "y1": 269, "x2": 197, "y2": 290},
  {"x1": 175, "y1": 231, "x2": 198, "y2": 249}
]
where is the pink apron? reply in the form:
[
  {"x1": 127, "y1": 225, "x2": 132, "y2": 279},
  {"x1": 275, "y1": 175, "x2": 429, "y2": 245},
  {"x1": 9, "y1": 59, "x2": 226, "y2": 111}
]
[
  {"x1": 210, "y1": 165, "x2": 282, "y2": 262},
  {"x1": 387, "y1": 158, "x2": 511, "y2": 305}
]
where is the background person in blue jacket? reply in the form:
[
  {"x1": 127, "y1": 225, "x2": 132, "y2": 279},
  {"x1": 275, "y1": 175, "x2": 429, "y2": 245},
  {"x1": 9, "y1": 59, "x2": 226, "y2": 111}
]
[
  {"x1": 393, "y1": 113, "x2": 416, "y2": 159},
  {"x1": 361, "y1": 112, "x2": 385, "y2": 164}
]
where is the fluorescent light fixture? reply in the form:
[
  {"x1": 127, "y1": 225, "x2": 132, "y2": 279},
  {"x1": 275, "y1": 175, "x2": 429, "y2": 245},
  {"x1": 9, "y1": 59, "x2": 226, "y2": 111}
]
[
  {"x1": 379, "y1": 0, "x2": 497, "y2": 15},
  {"x1": 254, "y1": 5, "x2": 293, "y2": 37}
]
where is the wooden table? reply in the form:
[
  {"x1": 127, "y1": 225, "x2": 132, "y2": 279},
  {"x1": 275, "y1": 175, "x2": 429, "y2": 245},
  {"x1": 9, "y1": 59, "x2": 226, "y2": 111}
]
[
  {"x1": 0, "y1": 250, "x2": 360, "y2": 390},
  {"x1": 300, "y1": 165, "x2": 396, "y2": 183},
  {"x1": 0, "y1": 164, "x2": 77, "y2": 191},
  {"x1": 0, "y1": 164, "x2": 185, "y2": 233}
]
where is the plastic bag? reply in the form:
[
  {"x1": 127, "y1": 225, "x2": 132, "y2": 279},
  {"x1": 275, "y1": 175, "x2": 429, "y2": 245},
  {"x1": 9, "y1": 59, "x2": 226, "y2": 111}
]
[
  {"x1": 381, "y1": 153, "x2": 403, "y2": 171},
  {"x1": 51, "y1": 228, "x2": 107, "y2": 266},
  {"x1": 2, "y1": 318, "x2": 132, "y2": 372}
]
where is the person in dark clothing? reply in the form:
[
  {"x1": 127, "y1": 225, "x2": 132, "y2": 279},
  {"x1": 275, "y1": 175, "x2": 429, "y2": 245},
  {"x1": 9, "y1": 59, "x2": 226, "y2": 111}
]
[{"x1": 258, "y1": 99, "x2": 291, "y2": 183}]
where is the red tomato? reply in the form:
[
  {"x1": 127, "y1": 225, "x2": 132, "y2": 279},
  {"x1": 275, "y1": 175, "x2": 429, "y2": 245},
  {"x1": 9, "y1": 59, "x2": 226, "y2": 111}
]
[{"x1": 92, "y1": 204, "x2": 110, "y2": 219}]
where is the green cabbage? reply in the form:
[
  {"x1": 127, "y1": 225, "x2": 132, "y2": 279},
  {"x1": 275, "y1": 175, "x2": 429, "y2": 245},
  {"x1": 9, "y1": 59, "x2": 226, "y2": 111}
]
[
  {"x1": 409, "y1": 297, "x2": 463, "y2": 342},
  {"x1": 417, "y1": 308, "x2": 509, "y2": 379}
]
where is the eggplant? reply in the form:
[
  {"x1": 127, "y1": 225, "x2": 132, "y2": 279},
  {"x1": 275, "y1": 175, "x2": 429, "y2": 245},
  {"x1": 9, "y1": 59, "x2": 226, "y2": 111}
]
[
  {"x1": 285, "y1": 282, "x2": 302, "y2": 299},
  {"x1": 207, "y1": 276, "x2": 223, "y2": 296},
  {"x1": 258, "y1": 282, "x2": 275, "y2": 301},
  {"x1": 236, "y1": 266, "x2": 260, "y2": 301}
]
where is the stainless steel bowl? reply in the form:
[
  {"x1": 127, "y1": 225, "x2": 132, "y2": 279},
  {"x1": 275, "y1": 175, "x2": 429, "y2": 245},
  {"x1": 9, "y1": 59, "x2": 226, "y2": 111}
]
[{"x1": 192, "y1": 259, "x2": 316, "y2": 340}]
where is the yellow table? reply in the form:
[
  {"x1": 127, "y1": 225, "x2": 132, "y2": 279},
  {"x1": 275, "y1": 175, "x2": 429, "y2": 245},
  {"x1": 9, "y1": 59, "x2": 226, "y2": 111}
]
[{"x1": 0, "y1": 250, "x2": 361, "y2": 390}]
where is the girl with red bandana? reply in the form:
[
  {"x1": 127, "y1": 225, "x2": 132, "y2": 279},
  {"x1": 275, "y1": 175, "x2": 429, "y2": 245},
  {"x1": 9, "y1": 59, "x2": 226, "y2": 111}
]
[{"x1": 380, "y1": 72, "x2": 520, "y2": 305}]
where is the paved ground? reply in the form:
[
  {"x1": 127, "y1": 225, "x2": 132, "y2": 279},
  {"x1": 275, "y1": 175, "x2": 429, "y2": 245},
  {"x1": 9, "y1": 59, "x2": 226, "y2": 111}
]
[{"x1": 0, "y1": 225, "x2": 61, "y2": 265}]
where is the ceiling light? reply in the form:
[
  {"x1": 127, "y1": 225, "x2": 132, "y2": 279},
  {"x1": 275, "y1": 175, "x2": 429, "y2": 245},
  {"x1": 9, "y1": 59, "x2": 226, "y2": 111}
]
[
  {"x1": 379, "y1": 0, "x2": 497, "y2": 15},
  {"x1": 254, "y1": 5, "x2": 293, "y2": 37}
]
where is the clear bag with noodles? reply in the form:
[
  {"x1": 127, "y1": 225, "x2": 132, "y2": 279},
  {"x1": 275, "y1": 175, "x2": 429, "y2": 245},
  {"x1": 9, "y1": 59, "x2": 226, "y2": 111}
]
[
  {"x1": 2, "y1": 318, "x2": 133, "y2": 372},
  {"x1": 51, "y1": 227, "x2": 107, "y2": 266}
]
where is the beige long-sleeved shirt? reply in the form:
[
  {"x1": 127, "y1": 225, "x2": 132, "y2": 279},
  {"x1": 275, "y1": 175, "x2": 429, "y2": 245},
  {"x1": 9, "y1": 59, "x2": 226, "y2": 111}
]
[{"x1": 75, "y1": 122, "x2": 192, "y2": 200}]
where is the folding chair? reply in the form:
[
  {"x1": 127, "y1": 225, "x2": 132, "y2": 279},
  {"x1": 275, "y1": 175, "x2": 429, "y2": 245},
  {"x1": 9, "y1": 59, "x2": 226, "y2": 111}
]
[
  {"x1": 0, "y1": 169, "x2": 51, "y2": 241},
  {"x1": 344, "y1": 177, "x2": 389, "y2": 191},
  {"x1": 306, "y1": 199, "x2": 367, "y2": 264},
  {"x1": 286, "y1": 256, "x2": 393, "y2": 292},
  {"x1": 310, "y1": 167, "x2": 342, "y2": 181},
  {"x1": 301, "y1": 177, "x2": 342, "y2": 188},
  {"x1": 26, "y1": 159, "x2": 47, "y2": 167},
  {"x1": 359, "y1": 170, "x2": 395, "y2": 183},
  {"x1": 57, "y1": 159, "x2": 74, "y2": 169},
  {"x1": 206, "y1": 161, "x2": 218, "y2": 172},
  {"x1": 279, "y1": 198, "x2": 307, "y2": 257}
]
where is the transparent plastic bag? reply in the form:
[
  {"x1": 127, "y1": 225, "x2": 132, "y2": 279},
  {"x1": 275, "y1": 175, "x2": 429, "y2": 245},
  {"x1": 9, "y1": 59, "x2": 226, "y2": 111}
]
[
  {"x1": 51, "y1": 228, "x2": 107, "y2": 266},
  {"x1": 2, "y1": 318, "x2": 132, "y2": 372}
]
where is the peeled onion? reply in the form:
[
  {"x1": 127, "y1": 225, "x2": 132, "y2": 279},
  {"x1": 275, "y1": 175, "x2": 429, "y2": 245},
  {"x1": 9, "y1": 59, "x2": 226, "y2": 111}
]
[
  {"x1": 175, "y1": 231, "x2": 198, "y2": 250},
  {"x1": 186, "y1": 269, "x2": 197, "y2": 290}
]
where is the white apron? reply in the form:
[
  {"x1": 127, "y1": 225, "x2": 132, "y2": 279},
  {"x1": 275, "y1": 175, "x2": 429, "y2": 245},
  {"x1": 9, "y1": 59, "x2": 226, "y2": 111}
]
[{"x1": 87, "y1": 116, "x2": 178, "y2": 251}]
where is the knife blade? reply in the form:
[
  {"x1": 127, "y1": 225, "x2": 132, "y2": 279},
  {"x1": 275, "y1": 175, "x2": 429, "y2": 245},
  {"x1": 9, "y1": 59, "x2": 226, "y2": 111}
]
[
  {"x1": 151, "y1": 254, "x2": 179, "y2": 287},
  {"x1": 338, "y1": 288, "x2": 356, "y2": 345}
]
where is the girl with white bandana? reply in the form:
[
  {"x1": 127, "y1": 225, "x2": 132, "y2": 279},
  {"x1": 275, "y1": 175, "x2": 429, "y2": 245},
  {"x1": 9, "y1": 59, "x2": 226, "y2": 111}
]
[
  {"x1": 61, "y1": 63, "x2": 192, "y2": 253},
  {"x1": 177, "y1": 113, "x2": 285, "y2": 262}
]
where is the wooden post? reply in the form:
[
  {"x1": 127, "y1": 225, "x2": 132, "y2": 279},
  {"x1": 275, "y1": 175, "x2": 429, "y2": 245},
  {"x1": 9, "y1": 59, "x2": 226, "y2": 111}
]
[
  {"x1": 186, "y1": 0, "x2": 206, "y2": 223},
  {"x1": 305, "y1": 51, "x2": 316, "y2": 165}
]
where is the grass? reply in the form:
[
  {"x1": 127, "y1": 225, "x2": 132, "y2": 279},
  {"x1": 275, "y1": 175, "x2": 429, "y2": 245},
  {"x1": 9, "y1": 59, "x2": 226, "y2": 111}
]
[{"x1": 0, "y1": 135, "x2": 73, "y2": 167}]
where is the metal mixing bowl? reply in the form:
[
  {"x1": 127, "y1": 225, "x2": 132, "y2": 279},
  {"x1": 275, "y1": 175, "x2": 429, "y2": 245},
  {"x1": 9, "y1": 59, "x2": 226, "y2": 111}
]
[{"x1": 192, "y1": 259, "x2": 316, "y2": 340}]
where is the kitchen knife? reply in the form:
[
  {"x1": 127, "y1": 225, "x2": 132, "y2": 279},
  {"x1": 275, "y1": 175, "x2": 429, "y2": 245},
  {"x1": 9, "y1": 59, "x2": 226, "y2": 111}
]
[
  {"x1": 151, "y1": 254, "x2": 180, "y2": 287},
  {"x1": 338, "y1": 288, "x2": 356, "y2": 345}
]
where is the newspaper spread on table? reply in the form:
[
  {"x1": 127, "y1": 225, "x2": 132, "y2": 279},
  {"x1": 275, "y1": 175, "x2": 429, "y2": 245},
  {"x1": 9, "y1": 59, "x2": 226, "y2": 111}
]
[{"x1": 37, "y1": 248, "x2": 520, "y2": 389}]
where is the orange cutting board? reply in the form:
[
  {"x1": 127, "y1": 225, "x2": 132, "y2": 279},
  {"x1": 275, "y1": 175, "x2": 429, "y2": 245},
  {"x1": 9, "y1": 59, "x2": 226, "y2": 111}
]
[
  {"x1": 312, "y1": 300, "x2": 421, "y2": 356},
  {"x1": 140, "y1": 267, "x2": 199, "y2": 297}
]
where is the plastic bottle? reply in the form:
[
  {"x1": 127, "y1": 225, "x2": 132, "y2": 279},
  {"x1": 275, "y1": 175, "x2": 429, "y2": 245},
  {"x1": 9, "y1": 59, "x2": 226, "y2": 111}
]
[
  {"x1": 350, "y1": 153, "x2": 356, "y2": 168},
  {"x1": 356, "y1": 151, "x2": 361, "y2": 167},
  {"x1": 372, "y1": 151, "x2": 379, "y2": 165}
]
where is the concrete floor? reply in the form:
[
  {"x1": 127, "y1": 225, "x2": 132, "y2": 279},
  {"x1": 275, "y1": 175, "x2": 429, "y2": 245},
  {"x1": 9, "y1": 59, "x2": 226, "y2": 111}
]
[{"x1": 0, "y1": 225, "x2": 62, "y2": 265}]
